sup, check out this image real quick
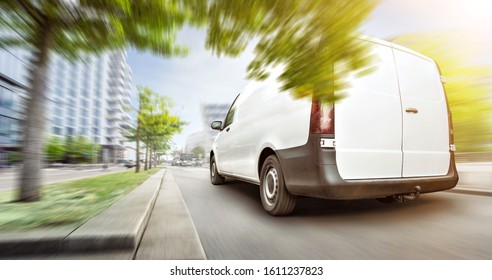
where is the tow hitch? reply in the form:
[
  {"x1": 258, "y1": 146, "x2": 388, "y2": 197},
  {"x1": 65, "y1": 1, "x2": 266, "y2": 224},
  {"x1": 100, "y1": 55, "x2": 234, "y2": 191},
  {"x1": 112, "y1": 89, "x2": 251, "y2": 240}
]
[
  {"x1": 377, "y1": 186, "x2": 421, "y2": 204},
  {"x1": 393, "y1": 186, "x2": 421, "y2": 203}
]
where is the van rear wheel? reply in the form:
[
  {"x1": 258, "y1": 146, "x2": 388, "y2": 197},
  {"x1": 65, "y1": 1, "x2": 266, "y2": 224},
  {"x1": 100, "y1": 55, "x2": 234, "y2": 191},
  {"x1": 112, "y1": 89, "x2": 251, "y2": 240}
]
[
  {"x1": 260, "y1": 155, "x2": 296, "y2": 216},
  {"x1": 210, "y1": 156, "x2": 225, "y2": 185}
]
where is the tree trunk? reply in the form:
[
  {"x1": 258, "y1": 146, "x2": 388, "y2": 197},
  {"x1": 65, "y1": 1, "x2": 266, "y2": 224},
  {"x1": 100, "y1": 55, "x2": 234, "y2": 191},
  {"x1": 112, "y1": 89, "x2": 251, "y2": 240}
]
[
  {"x1": 144, "y1": 145, "x2": 148, "y2": 170},
  {"x1": 18, "y1": 21, "x2": 53, "y2": 202},
  {"x1": 135, "y1": 119, "x2": 141, "y2": 173},
  {"x1": 148, "y1": 146, "x2": 151, "y2": 169},
  {"x1": 149, "y1": 145, "x2": 153, "y2": 169},
  {"x1": 135, "y1": 138, "x2": 140, "y2": 173}
]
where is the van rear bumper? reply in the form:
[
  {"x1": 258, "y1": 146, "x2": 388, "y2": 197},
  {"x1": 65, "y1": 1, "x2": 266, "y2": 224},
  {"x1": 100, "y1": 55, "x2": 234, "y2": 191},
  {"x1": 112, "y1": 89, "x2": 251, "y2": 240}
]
[{"x1": 277, "y1": 135, "x2": 459, "y2": 200}]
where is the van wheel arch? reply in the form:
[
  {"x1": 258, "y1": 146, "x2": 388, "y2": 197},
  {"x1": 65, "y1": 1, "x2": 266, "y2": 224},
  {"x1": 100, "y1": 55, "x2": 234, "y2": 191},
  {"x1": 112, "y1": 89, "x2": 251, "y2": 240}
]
[
  {"x1": 259, "y1": 154, "x2": 297, "y2": 215},
  {"x1": 210, "y1": 154, "x2": 225, "y2": 185},
  {"x1": 258, "y1": 148, "x2": 277, "y2": 178}
]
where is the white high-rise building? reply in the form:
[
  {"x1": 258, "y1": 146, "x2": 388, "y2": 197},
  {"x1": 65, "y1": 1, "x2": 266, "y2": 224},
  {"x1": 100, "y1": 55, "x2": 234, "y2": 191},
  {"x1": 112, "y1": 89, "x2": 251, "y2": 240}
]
[
  {"x1": 0, "y1": 47, "x2": 29, "y2": 166},
  {"x1": 46, "y1": 51, "x2": 134, "y2": 163}
]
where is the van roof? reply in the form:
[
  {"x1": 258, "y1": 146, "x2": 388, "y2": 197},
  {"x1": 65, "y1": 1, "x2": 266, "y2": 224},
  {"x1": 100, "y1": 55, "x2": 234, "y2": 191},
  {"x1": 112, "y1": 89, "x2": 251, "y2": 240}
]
[
  {"x1": 358, "y1": 36, "x2": 435, "y2": 63},
  {"x1": 235, "y1": 35, "x2": 438, "y2": 96}
]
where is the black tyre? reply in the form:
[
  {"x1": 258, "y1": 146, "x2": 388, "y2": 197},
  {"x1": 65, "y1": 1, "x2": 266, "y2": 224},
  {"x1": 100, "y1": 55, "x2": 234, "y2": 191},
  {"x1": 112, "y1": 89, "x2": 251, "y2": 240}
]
[
  {"x1": 210, "y1": 156, "x2": 225, "y2": 185},
  {"x1": 260, "y1": 155, "x2": 297, "y2": 216}
]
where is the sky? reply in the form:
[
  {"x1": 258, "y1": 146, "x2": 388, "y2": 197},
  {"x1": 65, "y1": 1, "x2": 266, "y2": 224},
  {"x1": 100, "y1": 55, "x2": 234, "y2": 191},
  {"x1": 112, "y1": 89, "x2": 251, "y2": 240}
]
[{"x1": 126, "y1": 0, "x2": 492, "y2": 151}]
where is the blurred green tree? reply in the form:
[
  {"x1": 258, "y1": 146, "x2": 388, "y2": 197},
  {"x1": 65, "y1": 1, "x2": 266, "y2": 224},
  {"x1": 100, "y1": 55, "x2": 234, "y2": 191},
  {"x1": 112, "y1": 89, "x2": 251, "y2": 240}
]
[
  {"x1": 65, "y1": 136, "x2": 100, "y2": 164},
  {"x1": 392, "y1": 32, "x2": 492, "y2": 152},
  {"x1": 44, "y1": 136, "x2": 66, "y2": 163},
  {"x1": 0, "y1": 0, "x2": 207, "y2": 201},
  {"x1": 205, "y1": 0, "x2": 377, "y2": 102},
  {"x1": 191, "y1": 146, "x2": 205, "y2": 158},
  {"x1": 125, "y1": 86, "x2": 184, "y2": 173},
  {"x1": 6, "y1": 151, "x2": 22, "y2": 165}
]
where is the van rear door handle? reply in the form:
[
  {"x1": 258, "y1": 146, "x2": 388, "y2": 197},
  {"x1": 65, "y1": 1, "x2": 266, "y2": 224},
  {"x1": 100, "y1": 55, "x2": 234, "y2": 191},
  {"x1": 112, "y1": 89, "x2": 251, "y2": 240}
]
[
  {"x1": 405, "y1": 108, "x2": 419, "y2": 114},
  {"x1": 226, "y1": 127, "x2": 230, "y2": 132}
]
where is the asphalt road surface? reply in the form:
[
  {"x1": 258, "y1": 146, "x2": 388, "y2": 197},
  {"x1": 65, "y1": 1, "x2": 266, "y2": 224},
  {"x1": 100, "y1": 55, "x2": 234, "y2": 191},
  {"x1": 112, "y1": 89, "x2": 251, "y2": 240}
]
[{"x1": 171, "y1": 167, "x2": 492, "y2": 259}]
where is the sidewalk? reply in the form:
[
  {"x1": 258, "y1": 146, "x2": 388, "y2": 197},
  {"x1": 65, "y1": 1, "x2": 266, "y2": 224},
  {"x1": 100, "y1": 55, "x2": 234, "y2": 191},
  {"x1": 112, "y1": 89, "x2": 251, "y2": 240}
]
[
  {"x1": 0, "y1": 168, "x2": 206, "y2": 259},
  {"x1": 451, "y1": 162, "x2": 492, "y2": 196}
]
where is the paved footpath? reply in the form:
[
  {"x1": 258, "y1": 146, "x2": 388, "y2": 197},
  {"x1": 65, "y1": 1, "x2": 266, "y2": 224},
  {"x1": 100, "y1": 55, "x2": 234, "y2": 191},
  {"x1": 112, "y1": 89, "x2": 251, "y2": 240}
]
[
  {"x1": 135, "y1": 171, "x2": 206, "y2": 259},
  {"x1": 0, "y1": 168, "x2": 206, "y2": 259}
]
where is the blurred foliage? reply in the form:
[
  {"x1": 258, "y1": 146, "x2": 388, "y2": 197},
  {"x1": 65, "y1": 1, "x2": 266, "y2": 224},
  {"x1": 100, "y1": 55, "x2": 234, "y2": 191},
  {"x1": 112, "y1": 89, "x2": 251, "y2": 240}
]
[
  {"x1": 44, "y1": 136, "x2": 66, "y2": 163},
  {"x1": 191, "y1": 146, "x2": 205, "y2": 158},
  {"x1": 44, "y1": 136, "x2": 101, "y2": 163},
  {"x1": 6, "y1": 151, "x2": 21, "y2": 164},
  {"x1": 206, "y1": 0, "x2": 378, "y2": 102},
  {"x1": 0, "y1": 0, "x2": 207, "y2": 59},
  {"x1": 392, "y1": 32, "x2": 492, "y2": 152},
  {"x1": 125, "y1": 86, "x2": 185, "y2": 171},
  {"x1": 137, "y1": 85, "x2": 185, "y2": 145},
  {"x1": 65, "y1": 135, "x2": 100, "y2": 163}
]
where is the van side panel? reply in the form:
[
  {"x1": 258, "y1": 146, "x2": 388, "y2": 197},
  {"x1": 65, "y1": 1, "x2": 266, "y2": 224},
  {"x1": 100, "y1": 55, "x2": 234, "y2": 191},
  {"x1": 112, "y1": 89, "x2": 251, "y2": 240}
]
[
  {"x1": 229, "y1": 77, "x2": 312, "y2": 181},
  {"x1": 393, "y1": 48, "x2": 450, "y2": 177},
  {"x1": 335, "y1": 43, "x2": 403, "y2": 179}
]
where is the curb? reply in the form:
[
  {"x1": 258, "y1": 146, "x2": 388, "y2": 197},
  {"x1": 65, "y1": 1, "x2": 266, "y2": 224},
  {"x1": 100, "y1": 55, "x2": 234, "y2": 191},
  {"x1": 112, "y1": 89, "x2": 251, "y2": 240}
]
[
  {"x1": 134, "y1": 171, "x2": 207, "y2": 260},
  {"x1": 0, "y1": 169, "x2": 166, "y2": 256},
  {"x1": 447, "y1": 187, "x2": 492, "y2": 197}
]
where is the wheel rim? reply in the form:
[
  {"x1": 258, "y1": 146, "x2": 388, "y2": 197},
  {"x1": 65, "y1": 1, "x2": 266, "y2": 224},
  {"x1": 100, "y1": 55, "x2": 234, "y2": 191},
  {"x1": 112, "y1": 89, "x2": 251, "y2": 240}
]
[
  {"x1": 211, "y1": 162, "x2": 216, "y2": 178},
  {"x1": 263, "y1": 165, "x2": 278, "y2": 207}
]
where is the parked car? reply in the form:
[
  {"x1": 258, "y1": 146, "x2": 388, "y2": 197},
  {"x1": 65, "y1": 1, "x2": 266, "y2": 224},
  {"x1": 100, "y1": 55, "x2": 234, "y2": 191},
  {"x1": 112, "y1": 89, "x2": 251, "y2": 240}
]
[
  {"x1": 192, "y1": 159, "x2": 204, "y2": 167},
  {"x1": 124, "y1": 160, "x2": 136, "y2": 168},
  {"x1": 210, "y1": 37, "x2": 459, "y2": 216},
  {"x1": 178, "y1": 153, "x2": 194, "y2": 167}
]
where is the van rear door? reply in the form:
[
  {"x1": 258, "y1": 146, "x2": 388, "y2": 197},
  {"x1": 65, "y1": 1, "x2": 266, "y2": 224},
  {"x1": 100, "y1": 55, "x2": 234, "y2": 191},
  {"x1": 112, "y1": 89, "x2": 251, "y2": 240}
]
[
  {"x1": 393, "y1": 48, "x2": 450, "y2": 177},
  {"x1": 335, "y1": 42, "x2": 403, "y2": 179}
]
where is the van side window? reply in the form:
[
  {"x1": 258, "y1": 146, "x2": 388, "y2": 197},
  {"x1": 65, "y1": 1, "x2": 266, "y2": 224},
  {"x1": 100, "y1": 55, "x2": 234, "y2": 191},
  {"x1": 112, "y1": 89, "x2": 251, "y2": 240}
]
[
  {"x1": 224, "y1": 105, "x2": 236, "y2": 128},
  {"x1": 223, "y1": 94, "x2": 240, "y2": 128}
]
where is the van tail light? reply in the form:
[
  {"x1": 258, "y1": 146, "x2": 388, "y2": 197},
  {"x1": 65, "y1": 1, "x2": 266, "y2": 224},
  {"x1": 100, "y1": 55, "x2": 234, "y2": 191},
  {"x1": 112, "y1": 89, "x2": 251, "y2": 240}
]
[
  {"x1": 448, "y1": 116, "x2": 455, "y2": 152},
  {"x1": 310, "y1": 99, "x2": 334, "y2": 135}
]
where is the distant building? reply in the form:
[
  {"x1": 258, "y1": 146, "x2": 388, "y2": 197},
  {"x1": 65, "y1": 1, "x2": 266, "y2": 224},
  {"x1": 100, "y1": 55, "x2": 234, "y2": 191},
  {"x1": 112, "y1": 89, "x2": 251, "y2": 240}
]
[
  {"x1": 201, "y1": 103, "x2": 230, "y2": 152},
  {"x1": 0, "y1": 48, "x2": 29, "y2": 166},
  {"x1": 1, "y1": 46, "x2": 135, "y2": 165},
  {"x1": 185, "y1": 130, "x2": 207, "y2": 155},
  {"x1": 46, "y1": 51, "x2": 134, "y2": 163}
]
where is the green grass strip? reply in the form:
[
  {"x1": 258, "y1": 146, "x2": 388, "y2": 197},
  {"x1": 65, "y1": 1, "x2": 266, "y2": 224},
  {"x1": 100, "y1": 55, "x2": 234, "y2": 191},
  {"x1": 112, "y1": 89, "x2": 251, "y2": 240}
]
[{"x1": 0, "y1": 168, "x2": 160, "y2": 231}]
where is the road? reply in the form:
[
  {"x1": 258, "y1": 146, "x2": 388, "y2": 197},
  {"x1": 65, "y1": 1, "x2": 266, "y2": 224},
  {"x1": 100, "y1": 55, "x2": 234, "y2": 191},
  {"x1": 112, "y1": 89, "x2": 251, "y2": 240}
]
[
  {"x1": 171, "y1": 167, "x2": 492, "y2": 259},
  {"x1": 0, "y1": 166, "x2": 130, "y2": 191}
]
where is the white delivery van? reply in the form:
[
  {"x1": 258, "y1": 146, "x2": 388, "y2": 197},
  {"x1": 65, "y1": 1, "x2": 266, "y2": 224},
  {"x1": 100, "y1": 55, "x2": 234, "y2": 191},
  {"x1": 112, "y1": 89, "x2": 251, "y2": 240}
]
[{"x1": 210, "y1": 38, "x2": 458, "y2": 216}]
